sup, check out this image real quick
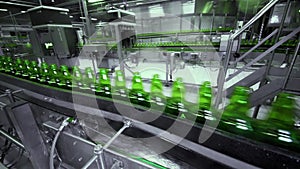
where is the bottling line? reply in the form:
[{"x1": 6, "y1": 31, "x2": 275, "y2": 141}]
[{"x1": 0, "y1": 0, "x2": 300, "y2": 169}]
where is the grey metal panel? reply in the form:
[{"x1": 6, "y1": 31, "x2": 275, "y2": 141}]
[
  {"x1": 249, "y1": 78, "x2": 284, "y2": 107},
  {"x1": 5, "y1": 101, "x2": 49, "y2": 169},
  {"x1": 269, "y1": 68, "x2": 300, "y2": 79},
  {"x1": 49, "y1": 27, "x2": 70, "y2": 58},
  {"x1": 29, "y1": 30, "x2": 44, "y2": 57}
]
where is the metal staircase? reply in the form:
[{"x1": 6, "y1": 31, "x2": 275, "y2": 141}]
[{"x1": 215, "y1": 0, "x2": 300, "y2": 116}]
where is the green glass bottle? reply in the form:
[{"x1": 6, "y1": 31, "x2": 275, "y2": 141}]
[
  {"x1": 219, "y1": 86, "x2": 253, "y2": 137},
  {"x1": 165, "y1": 78, "x2": 189, "y2": 118},
  {"x1": 253, "y1": 93, "x2": 300, "y2": 150},
  {"x1": 112, "y1": 70, "x2": 128, "y2": 100},
  {"x1": 22, "y1": 59, "x2": 31, "y2": 78},
  {"x1": 96, "y1": 68, "x2": 111, "y2": 97},
  {"x1": 82, "y1": 67, "x2": 96, "y2": 90},
  {"x1": 48, "y1": 64, "x2": 60, "y2": 86},
  {"x1": 29, "y1": 61, "x2": 40, "y2": 81},
  {"x1": 72, "y1": 66, "x2": 83, "y2": 88},
  {"x1": 57, "y1": 65, "x2": 72, "y2": 88},
  {"x1": 14, "y1": 58, "x2": 25, "y2": 76},
  {"x1": 4, "y1": 57, "x2": 14, "y2": 74},
  {"x1": 58, "y1": 65, "x2": 72, "y2": 88},
  {"x1": 150, "y1": 74, "x2": 166, "y2": 109},
  {"x1": 129, "y1": 72, "x2": 150, "y2": 108},
  {"x1": 193, "y1": 81, "x2": 214, "y2": 123},
  {"x1": 0, "y1": 56, "x2": 4, "y2": 72},
  {"x1": 199, "y1": 81, "x2": 212, "y2": 111},
  {"x1": 39, "y1": 62, "x2": 50, "y2": 83}
]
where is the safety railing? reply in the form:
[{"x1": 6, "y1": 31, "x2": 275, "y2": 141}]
[{"x1": 214, "y1": 0, "x2": 281, "y2": 107}]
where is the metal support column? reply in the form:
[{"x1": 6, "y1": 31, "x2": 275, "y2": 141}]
[
  {"x1": 81, "y1": 120, "x2": 131, "y2": 169},
  {"x1": 261, "y1": 0, "x2": 291, "y2": 83},
  {"x1": 5, "y1": 89, "x2": 15, "y2": 103},
  {"x1": 283, "y1": 37, "x2": 300, "y2": 89},
  {"x1": 215, "y1": 0, "x2": 280, "y2": 108},
  {"x1": 82, "y1": 0, "x2": 92, "y2": 37},
  {"x1": 253, "y1": 0, "x2": 291, "y2": 117},
  {"x1": 115, "y1": 25, "x2": 125, "y2": 75}
]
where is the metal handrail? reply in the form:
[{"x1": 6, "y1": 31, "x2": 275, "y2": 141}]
[
  {"x1": 214, "y1": 0, "x2": 280, "y2": 107},
  {"x1": 231, "y1": 28, "x2": 279, "y2": 65},
  {"x1": 226, "y1": 26, "x2": 300, "y2": 82},
  {"x1": 229, "y1": 0, "x2": 280, "y2": 41}
]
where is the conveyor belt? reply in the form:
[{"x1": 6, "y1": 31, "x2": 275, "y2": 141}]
[{"x1": 0, "y1": 72, "x2": 300, "y2": 169}]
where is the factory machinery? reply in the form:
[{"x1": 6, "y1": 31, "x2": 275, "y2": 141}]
[
  {"x1": 0, "y1": 1, "x2": 300, "y2": 169},
  {"x1": 0, "y1": 51, "x2": 300, "y2": 169}
]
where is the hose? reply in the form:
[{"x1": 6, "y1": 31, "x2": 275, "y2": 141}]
[{"x1": 49, "y1": 118, "x2": 70, "y2": 169}]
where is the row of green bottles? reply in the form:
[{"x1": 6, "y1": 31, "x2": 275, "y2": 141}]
[
  {"x1": 134, "y1": 41, "x2": 219, "y2": 48},
  {"x1": 1, "y1": 56, "x2": 299, "y2": 151},
  {"x1": 0, "y1": 56, "x2": 214, "y2": 121},
  {"x1": 253, "y1": 93, "x2": 300, "y2": 150},
  {"x1": 240, "y1": 39, "x2": 298, "y2": 47},
  {"x1": 218, "y1": 86, "x2": 300, "y2": 150}
]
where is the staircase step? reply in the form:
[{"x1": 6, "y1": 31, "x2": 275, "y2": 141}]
[{"x1": 249, "y1": 78, "x2": 284, "y2": 107}]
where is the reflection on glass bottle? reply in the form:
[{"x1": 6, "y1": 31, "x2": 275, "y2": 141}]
[
  {"x1": 29, "y1": 61, "x2": 40, "y2": 81},
  {"x1": 48, "y1": 64, "x2": 60, "y2": 86},
  {"x1": 58, "y1": 65, "x2": 72, "y2": 88},
  {"x1": 14, "y1": 58, "x2": 25, "y2": 76},
  {"x1": 129, "y1": 72, "x2": 150, "y2": 108},
  {"x1": 72, "y1": 66, "x2": 83, "y2": 88},
  {"x1": 39, "y1": 62, "x2": 50, "y2": 83},
  {"x1": 113, "y1": 70, "x2": 127, "y2": 100},
  {"x1": 82, "y1": 67, "x2": 96, "y2": 90},
  {"x1": 150, "y1": 74, "x2": 166, "y2": 110},
  {"x1": 3, "y1": 57, "x2": 13, "y2": 74},
  {"x1": 96, "y1": 68, "x2": 111, "y2": 97},
  {"x1": 0, "y1": 56, "x2": 4, "y2": 72},
  {"x1": 165, "y1": 78, "x2": 189, "y2": 118},
  {"x1": 22, "y1": 60, "x2": 31, "y2": 78},
  {"x1": 219, "y1": 86, "x2": 253, "y2": 137},
  {"x1": 192, "y1": 81, "x2": 214, "y2": 124},
  {"x1": 254, "y1": 93, "x2": 300, "y2": 150}
]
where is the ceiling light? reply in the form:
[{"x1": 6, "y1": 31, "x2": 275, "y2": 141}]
[
  {"x1": 21, "y1": 11, "x2": 26, "y2": 13},
  {"x1": 69, "y1": 15, "x2": 73, "y2": 18},
  {"x1": 91, "y1": 18, "x2": 97, "y2": 21},
  {"x1": 0, "y1": 9, "x2": 8, "y2": 12},
  {"x1": 80, "y1": 17, "x2": 86, "y2": 19}
]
